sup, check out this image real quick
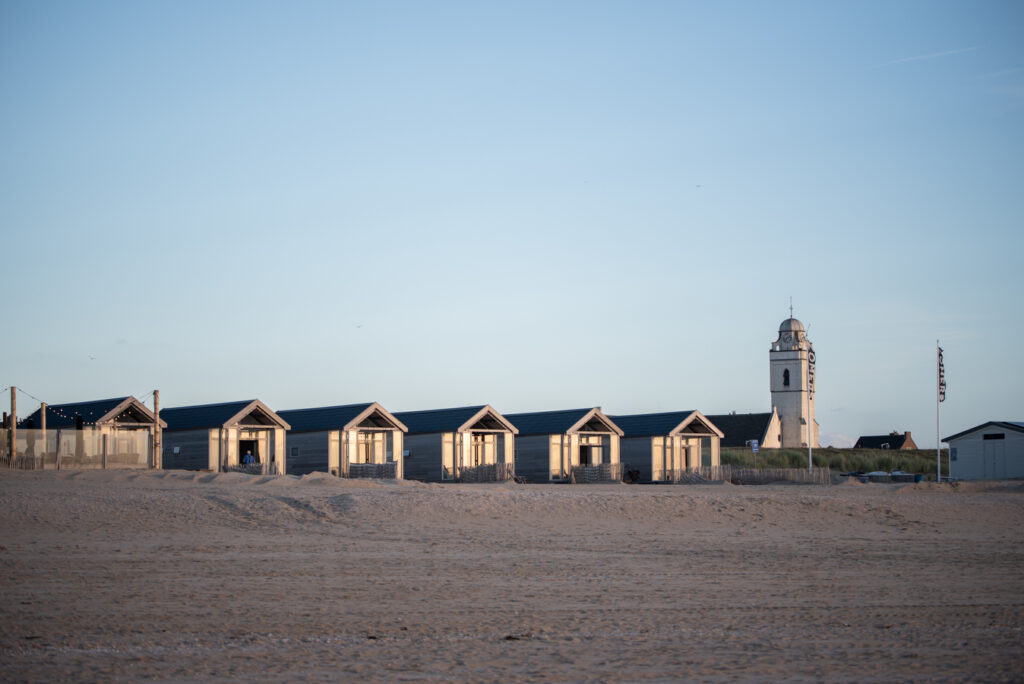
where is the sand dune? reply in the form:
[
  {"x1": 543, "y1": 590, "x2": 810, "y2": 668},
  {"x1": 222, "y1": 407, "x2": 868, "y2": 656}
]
[{"x1": 2, "y1": 470, "x2": 1022, "y2": 682}]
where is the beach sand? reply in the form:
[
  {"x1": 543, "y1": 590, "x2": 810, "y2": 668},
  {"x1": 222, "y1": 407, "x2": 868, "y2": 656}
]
[{"x1": 1, "y1": 470, "x2": 1022, "y2": 682}]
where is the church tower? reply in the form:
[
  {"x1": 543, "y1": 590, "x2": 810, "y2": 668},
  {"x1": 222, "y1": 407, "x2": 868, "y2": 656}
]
[{"x1": 770, "y1": 316, "x2": 819, "y2": 448}]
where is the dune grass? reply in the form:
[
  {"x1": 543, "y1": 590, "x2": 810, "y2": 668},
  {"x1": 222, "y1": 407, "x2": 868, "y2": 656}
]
[{"x1": 721, "y1": 447, "x2": 949, "y2": 477}]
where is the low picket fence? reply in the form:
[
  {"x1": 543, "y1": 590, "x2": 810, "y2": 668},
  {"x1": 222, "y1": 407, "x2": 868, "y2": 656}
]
[
  {"x1": 570, "y1": 462, "x2": 623, "y2": 483},
  {"x1": 346, "y1": 462, "x2": 398, "y2": 479},
  {"x1": 459, "y1": 463, "x2": 515, "y2": 483},
  {"x1": 224, "y1": 462, "x2": 280, "y2": 476},
  {"x1": 668, "y1": 465, "x2": 832, "y2": 486}
]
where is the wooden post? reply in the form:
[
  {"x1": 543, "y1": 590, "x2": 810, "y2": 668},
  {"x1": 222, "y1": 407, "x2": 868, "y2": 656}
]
[
  {"x1": 40, "y1": 402, "x2": 47, "y2": 469},
  {"x1": 153, "y1": 390, "x2": 161, "y2": 469},
  {"x1": 102, "y1": 434, "x2": 108, "y2": 469},
  {"x1": 55, "y1": 430, "x2": 62, "y2": 470}
]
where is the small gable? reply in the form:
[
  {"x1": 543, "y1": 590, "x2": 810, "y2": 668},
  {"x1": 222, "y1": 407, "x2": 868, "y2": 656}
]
[
  {"x1": 357, "y1": 408, "x2": 403, "y2": 430},
  {"x1": 468, "y1": 413, "x2": 509, "y2": 431}
]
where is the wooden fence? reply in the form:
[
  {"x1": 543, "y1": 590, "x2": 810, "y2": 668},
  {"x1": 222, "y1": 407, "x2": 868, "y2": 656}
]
[
  {"x1": 1, "y1": 427, "x2": 152, "y2": 470},
  {"x1": 346, "y1": 462, "x2": 398, "y2": 479},
  {"x1": 570, "y1": 462, "x2": 622, "y2": 483},
  {"x1": 224, "y1": 462, "x2": 280, "y2": 476},
  {"x1": 459, "y1": 463, "x2": 515, "y2": 483},
  {"x1": 672, "y1": 465, "x2": 832, "y2": 486}
]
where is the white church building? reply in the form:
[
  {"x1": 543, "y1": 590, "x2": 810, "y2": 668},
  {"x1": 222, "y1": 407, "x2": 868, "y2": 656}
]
[{"x1": 769, "y1": 316, "x2": 820, "y2": 449}]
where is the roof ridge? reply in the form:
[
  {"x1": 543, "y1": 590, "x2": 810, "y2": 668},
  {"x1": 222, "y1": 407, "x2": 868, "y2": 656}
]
[{"x1": 278, "y1": 402, "x2": 374, "y2": 414}]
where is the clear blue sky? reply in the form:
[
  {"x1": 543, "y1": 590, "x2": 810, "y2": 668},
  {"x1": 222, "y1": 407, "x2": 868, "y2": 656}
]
[{"x1": 2, "y1": 1, "x2": 1022, "y2": 448}]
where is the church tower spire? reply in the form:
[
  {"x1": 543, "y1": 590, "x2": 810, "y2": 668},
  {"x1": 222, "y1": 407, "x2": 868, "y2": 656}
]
[{"x1": 769, "y1": 313, "x2": 818, "y2": 448}]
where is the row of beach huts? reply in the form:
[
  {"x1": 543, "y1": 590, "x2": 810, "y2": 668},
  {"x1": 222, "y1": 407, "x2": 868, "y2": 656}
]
[{"x1": 1, "y1": 395, "x2": 758, "y2": 484}]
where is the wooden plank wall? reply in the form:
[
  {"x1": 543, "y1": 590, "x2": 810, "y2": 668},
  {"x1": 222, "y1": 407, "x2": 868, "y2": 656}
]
[
  {"x1": 402, "y1": 433, "x2": 444, "y2": 482},
  {"x1": 161, "y1": 429, "x2": 213, "y2": 471},
  {"x1": 285, "y1": 431, "x2": 329, "y2": 475},
  {"x1": 514, "y1": 434, "x2": 554, "y2": 483},
  {"x1": 618, "y1": 437, "x2": 654, "y2": 483}
]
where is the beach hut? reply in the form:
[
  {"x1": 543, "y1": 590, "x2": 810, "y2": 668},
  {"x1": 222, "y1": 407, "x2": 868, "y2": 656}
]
[
  {"x1": 277, "y1": 402, "x2": 408, "y2": 478},
  {"x1": 943, "y1": 421, "x2": 1024, "y2": 480},
  {"x1": 394, "y1": 405, "x2": 518, "y2": 482},
  {"x1": 705, "y1": 409, "x2": 782, "y2": 449},
  {"x1": 161, "y1": 400, "x2": 290, "y2": 474},
  {"x1": 504, "y1": 408, "x2": 623, "y2": 483},
  {"x1": 17, "y1": 396, "x2": 164, "y2": 469},
  {"x1": 609, "y1": 410, "x2": 723, "y2": 483}
]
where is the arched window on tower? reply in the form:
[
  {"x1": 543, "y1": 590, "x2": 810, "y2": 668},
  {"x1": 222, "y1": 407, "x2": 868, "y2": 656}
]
[{"x1": 783, "y1": 369, "x2": 790, "y2": 387}]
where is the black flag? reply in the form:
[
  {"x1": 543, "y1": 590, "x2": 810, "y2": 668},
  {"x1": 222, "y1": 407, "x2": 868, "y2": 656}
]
[{"x1": 938, "y1": 346, "x2": 946, "y2": 402}]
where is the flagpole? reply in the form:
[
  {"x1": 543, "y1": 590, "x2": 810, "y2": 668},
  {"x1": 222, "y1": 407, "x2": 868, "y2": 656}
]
[
  {"x1": 807, "y1": 366, "x2": 812, "y2": 471},
  {"x1": 936, "y1": 340, "x2": 941, "y2": 483},
  {"x1": 807, "y1": 344, "x2": 813, "y2": 471}
]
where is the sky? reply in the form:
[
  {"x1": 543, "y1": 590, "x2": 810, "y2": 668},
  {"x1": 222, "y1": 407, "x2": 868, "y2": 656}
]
[{"x1": 2, "y1": 1, "x2": 1022, "y2": 448}]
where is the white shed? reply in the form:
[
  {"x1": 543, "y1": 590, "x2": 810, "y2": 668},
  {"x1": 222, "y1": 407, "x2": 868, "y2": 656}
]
[{"x1": 944, "y1": 421, "x2": 1024, "y2": 480}]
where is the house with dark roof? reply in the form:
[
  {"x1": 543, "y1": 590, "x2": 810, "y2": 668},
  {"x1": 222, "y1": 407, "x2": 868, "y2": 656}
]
[
  {"x1": 161, "y1": 400, "x2": 290, "y2": 474},
  {"x1": 608, "y1": 410, "x2": 723, "y2": 483},
  {"x1": 18, "y1": 396, "x2": 165, "y2": 469},
  {"x1": 394, "y1": 405, "x2": 518, "y2": 482},
  {"x1": 277, "y1": 402, "x2": 407, "y2": 478},
  {"x1": 943, "y1": 421, "x2": 1024, "y2": 480},
  {"x1": 705, "y1": 409, "x2": 781, "y2": 449},
  {"x1": 504, "y1": 408, "x2": 623, "y2": 483},
  {"x1": 853, "y1": 431, "x2": 918, "y2": 450}
]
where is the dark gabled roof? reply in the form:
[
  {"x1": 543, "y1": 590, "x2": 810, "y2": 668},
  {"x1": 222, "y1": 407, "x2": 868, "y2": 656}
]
[
  {"x1": 607, "y1": 411, "x2": 698, "y2": 437},
  {"x1": 277, "y1": 402, "x2": 406, "y2": 433},
  {"x1": 943, "y1": 421, "x2": 1024, "y2": 442},
  {"x1": 277, "y1": 403, "x2": 374, "y2": 432},
  {"x1": 19, "y1": 397, "x2": 127, "y2": 428},
  {"x1": 161, "y1": 400, "x2": 289, "y2": 431},
  {"x1": 18, "y1": 396, "x2": 163, "y2": 429},
  {"x1": 393, "y1": 406, "x2": 488, "y2": 434},
  {"x1": 393, "y1": 405, "x2": 517, "y2": 434},
  {"x1": 705, "y1": 412, "x2": 774, "y2": 448},
  {"x1": 854, "y1": 433, "x2": 912, "y2": 450},
  {"x1": 503, "y1": 408, "x2": 593, "y2": 436},
  {"x1": 161, "y1": 401, "x2": 254, "y2": 431}
]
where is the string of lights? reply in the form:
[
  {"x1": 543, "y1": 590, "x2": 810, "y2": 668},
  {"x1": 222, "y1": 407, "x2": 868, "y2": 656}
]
[
  {"x1": 15, "y1": 387, "x2": 47, "y2": 405},
  {"x1": 4, "y1": 387, "x2": 156, "y2": 426}
]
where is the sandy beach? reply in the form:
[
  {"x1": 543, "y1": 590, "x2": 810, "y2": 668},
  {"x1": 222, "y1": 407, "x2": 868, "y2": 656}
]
[{"x1": 1, "y1": 470, "x2": 1022, "y2": 682}]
